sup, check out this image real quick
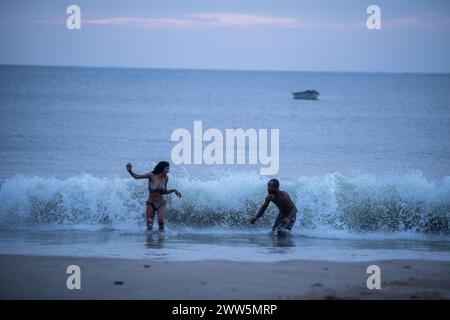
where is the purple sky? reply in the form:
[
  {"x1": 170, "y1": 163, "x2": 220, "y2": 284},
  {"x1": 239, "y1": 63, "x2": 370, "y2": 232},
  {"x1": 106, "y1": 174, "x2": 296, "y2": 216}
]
[{"x1": 1, "y1": 0, "x2": 449, "y2": 72}]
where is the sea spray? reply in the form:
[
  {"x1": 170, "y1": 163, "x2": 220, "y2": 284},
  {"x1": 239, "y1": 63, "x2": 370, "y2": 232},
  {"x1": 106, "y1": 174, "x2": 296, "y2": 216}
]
[{"x1": 0, "y1": 172, "x2": 449, "y2": 236}]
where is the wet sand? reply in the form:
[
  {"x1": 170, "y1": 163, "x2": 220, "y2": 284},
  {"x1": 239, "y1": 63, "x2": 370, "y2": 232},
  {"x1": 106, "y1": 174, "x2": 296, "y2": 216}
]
[{"x1": 1, "y1": 254, "x2": 449, "y2": 299}]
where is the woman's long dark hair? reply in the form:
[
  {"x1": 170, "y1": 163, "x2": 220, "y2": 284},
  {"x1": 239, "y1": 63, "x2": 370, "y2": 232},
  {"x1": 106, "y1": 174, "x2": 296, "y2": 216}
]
[{"x1": 152, "y1": 161, "x2": 170, "y2": 174}]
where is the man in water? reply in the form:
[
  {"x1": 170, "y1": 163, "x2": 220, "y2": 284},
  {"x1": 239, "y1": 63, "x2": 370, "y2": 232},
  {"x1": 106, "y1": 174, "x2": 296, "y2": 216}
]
[{"x1": 251, "y1": 179, "x2": 297, "y2": 234}]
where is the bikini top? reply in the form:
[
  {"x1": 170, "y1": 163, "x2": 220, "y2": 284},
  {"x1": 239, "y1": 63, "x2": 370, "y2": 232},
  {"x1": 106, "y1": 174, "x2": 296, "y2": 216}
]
[{"x1": 149, "y1": 176, "x2": 167, "y2": 194}]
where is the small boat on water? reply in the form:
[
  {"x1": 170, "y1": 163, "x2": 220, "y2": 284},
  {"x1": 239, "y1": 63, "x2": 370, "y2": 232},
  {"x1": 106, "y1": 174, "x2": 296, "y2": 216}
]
[{"x1": 292, "y1": 90, "x2": 319, "y2": 100}]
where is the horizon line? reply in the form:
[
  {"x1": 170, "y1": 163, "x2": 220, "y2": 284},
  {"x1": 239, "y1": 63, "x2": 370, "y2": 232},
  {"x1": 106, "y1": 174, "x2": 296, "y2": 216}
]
[{"x1": 1, "y1": 63, "x2": 449, "y2": 76}]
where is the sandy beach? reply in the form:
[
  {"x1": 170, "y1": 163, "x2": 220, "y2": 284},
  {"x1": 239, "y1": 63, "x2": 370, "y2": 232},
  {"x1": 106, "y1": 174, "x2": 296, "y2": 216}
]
[{"x1": 1, "y1": 254, "x2": 449, "y2": 299}]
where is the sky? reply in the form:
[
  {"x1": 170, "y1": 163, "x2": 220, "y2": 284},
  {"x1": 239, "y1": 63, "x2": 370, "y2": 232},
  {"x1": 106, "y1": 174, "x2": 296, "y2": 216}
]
[{"x1": 1, "y1": 0, "x2": 450, "y2": 73}]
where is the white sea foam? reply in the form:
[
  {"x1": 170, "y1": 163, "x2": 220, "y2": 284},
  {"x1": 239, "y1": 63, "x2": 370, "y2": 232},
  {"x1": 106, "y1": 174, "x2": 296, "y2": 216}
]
[{"x1": 1, "y1": 172, "x2": 449, "y2": 239}]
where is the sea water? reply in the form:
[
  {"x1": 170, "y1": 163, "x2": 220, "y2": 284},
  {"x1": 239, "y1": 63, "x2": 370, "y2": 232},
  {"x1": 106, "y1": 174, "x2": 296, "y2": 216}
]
[{"x1": 0, "y1": 65, "x2": 449, "y2": 261}]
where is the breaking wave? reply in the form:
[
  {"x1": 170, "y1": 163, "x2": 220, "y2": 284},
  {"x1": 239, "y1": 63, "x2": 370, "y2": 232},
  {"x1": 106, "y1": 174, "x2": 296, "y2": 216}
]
[{"x1": 0, "y1": 172, "x2": 449, "y2": 236}]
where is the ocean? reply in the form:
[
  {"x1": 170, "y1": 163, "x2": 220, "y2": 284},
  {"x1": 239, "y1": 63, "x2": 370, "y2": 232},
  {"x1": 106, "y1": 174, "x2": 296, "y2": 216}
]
[{"x1": 0, "y1": 65, "x2": 449, "y2": 261}]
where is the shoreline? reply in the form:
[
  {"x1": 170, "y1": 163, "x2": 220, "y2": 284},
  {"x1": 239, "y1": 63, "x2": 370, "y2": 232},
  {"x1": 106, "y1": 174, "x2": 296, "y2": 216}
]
[{"x1": 1, "y1": 254, "x2": 449, "y2": 299}]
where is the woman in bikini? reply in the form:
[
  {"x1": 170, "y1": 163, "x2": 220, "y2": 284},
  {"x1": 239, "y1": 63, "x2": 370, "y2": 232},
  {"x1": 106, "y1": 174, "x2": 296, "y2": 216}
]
[{"x1": 126, "y1": 161, "x2": 181, "y2": 232}]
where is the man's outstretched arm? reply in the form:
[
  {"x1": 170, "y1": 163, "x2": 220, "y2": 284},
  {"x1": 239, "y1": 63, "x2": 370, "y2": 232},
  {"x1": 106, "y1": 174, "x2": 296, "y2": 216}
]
[
  {"x1": 126, "y1": 163, "x2": 152, "y2": 179},
  {"x1": 251, "y1": 196, "x2": 271, "y2": 224}
]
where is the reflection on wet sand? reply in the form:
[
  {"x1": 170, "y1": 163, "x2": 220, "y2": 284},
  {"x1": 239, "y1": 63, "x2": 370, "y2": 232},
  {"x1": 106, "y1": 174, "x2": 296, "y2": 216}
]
[
  {"x1": 271, "y1": 233, "x2": 296, "y2": 248},
  {"x1": 146, "y1": 231, "x2": 165, "y2": 249}
]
